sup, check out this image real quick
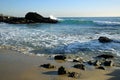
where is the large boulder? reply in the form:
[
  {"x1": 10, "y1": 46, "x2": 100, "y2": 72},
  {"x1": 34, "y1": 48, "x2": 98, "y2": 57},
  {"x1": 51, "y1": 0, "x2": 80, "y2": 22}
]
[
  {"x1": 25, "y1": 12, "x2": 58, "y2": 23},
  {"x1": 98, "y1": 36, "x2": 112, "y2": 43},
  {"x1": 25, "y1": 12, "x2": 43, "y2": 22}
]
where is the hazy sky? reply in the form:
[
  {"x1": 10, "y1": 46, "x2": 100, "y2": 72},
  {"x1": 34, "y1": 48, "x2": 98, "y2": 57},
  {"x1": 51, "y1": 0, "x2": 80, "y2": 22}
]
[{"x1": 0, "y1": 0, "x2": 120, "y2": 17}]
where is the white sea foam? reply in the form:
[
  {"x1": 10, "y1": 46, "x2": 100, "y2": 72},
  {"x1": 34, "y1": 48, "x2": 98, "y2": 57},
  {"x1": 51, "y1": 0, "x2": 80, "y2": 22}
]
[
  {"x1": 0, "y1": 19, "x2": 120, "y2": 57},
  {"x1": 94, "y1": 21, "x2": 120, "y2": 26},
  {"x1": 49, "y1": 15, "x2": 57, "y2": 20}
]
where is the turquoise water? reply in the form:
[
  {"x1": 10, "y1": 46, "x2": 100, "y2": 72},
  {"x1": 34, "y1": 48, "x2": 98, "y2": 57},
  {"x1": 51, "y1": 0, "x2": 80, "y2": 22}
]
[{"x1": 0, "y1": 17, "x2": 120, "y2": 57}]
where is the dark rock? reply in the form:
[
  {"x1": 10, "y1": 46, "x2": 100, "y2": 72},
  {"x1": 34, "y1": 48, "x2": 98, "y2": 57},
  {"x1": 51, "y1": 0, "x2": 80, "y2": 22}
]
[
  {"x1": 73, "y1": 58, "x2": 83, "y2": 63},
  {"x1": 25, "y1": 12, "x2": 58, "y2": 23},
  {"x1": 0, "y1": 12, "x2": 58, "y2": 24},
  {"x1": 40, "y1": 63, "x2": 55, "y2": 69},
  {"x1": 58, "y1": 66, "x2": 66, "y2": 75},
  {"x1": 5, "y1": 17, "x2": 27, "y2": 24},
  {"x1": 73, "y1": 59, "x2": 80, "y2": 62},
  {"x1": 97, "y1": 66, "x2": 106, "y2": 70},
  {"x1": 73, "y1": 64, "x2": 86, "y2": 70},
  {"x1": 104, "y1": 60, "x2": 114, "y2": 66},
  {"x1": 68, "y1": 72, "x2": 80, "y2": 78},
  {"x1": 54, "y1": 55, "x2": 66, "y2": 60},
  {"x1": 87, "y1": 60, "x2": 94, "y2": 65},
  {"x1": 97, "y1": 54, "x2": 114, "y2": 59},
  {"x1": 98, "y1": 36, "x2": 112, "y2": 43},
  {"x1": 25, "y1": 12, "x2": 43, "y2": 22}
]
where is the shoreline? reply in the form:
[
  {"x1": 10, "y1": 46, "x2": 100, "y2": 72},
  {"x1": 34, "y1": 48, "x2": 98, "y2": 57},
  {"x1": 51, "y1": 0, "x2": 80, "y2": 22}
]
[{"x1": 0, "y1": 49, "x2": 120, "y2": 80}]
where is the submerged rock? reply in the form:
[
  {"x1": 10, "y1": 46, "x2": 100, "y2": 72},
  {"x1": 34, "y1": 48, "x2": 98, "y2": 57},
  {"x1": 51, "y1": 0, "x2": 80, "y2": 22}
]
[
  {"x1": 58, "y1": 66, "x2": 67, "y2": 75},
  {"x1": 98, "y1": 36, "x2": 112, "y2": 43}
]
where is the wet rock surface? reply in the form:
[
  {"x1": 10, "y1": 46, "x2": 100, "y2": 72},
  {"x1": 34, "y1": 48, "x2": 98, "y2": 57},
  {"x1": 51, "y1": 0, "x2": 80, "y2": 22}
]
[{"x1": 98, "y1": 36, "x2": 112, "y2": 43}]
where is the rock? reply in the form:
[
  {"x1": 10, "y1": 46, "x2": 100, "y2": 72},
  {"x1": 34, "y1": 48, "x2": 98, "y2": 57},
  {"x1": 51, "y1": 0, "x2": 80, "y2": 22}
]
[
  {"x1": 5, "y1": 17, "x2": 27, "y2": 24},
  {"x1": 97, "y1": 54, "x2": 114, "y2": 59},
  {"x1": 58, "y1": 66, "x2": 66, "y2": 75},
  {"x1": 73, "y1": 64, "x2": 86, "y2": 70},
  {"x1": 68, "y1": 72, "x2": 80, "y2": 78},
  {"x1": 0, "y1": 12, "x2": 58, "y2": 24},
  {"x1": 104, "y1": 60, "x2": 114, "y2": 66},
  {"x1": 98, "y1": 36, "x2": 112, "y2": 43},
  {"x1": 54, "y1": 55, "x2": 66, "y2": 60},
  {"x1": 97, "y1": 66, "x2": 106, "y2": 70},
  {"x1": 40, "y1": 63, "x2": 55, "y2": 69},
  {"x1": 25, "y1": 12, "x2": 43, "y2": 22},
  {"x1": 87, "y1": 60, "x2": 94, "y2": 65},
  {"x1": 25, "y1": 12, "x2": 58, "y2": 23},
  {"x1": 73, "y1": 58, "x2": 83, "y2": 63}
]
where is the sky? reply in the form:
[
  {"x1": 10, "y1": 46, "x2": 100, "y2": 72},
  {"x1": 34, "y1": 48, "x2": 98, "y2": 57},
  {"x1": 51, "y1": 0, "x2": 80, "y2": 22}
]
[{"x1": 0, "y1": 0, "x2": 120, "y2": 17}]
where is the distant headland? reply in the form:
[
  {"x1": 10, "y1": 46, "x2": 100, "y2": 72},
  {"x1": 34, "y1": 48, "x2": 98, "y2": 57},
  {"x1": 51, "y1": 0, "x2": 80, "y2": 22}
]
[{"x1": 0, "y1": 12, "x2": 58, "y2": 24}]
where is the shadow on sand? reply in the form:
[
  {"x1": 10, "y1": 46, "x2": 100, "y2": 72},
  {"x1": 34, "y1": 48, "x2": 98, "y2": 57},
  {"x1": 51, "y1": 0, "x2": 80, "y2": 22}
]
[
  {"x1": 42, "y1": 71, "x2": 58, "y2": 76},
  {"x1": 107, "y1": 69, "x2": 120, "y2": 80}
]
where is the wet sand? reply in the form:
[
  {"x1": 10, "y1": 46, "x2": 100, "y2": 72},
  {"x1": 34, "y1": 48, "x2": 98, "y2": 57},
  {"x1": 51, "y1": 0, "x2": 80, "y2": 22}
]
[{"x1": 0, "y1": 49, "x2": 120, "y2": 80}]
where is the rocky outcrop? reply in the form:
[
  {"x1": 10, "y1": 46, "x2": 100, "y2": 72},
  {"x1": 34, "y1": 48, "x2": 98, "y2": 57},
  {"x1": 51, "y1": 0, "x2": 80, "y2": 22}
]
[
  {"x1": 0, "y1": 12, "x2": 58, "y2": 24},
  {"x1": 98, "y1": 36, "x2": 112, "y2": 43}
]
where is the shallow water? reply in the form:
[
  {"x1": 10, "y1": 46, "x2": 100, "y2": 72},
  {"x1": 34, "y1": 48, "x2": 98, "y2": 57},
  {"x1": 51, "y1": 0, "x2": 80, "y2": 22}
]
[{"x1": 0, "y1": 17, "x2": 120, "y2": 58}]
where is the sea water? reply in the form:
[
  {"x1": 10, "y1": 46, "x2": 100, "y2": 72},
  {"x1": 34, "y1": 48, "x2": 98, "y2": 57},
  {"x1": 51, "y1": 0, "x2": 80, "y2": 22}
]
[{"x1": 0, "y1": 17, "x2": 120, "y2": 58}]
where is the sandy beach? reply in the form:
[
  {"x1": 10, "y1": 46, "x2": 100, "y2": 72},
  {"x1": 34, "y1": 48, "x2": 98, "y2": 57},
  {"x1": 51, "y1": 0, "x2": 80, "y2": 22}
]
[{"x1": 0, "y1": 49, "x2": 120, "y2": 80}]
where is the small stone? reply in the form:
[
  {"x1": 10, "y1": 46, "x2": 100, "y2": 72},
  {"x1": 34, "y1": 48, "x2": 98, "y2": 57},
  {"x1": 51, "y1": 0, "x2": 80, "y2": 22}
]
[
  {"x1": 73, "y1": 64, "x2": 86, "y2": 70},
  {"x1": 73, "y1": 58, "x2": 83, "y2": 63},
  {"x1": 68, "y1": 72, "x2": 80, "y2": 78},
  {"x1": 94, "y1": 60, "x2": 101, "y2": 66},
  {"x1": 97, "y1": 66, "x2": 106, "y2": 70},
  {"x1": 87, "y1": 60, "x2": 94, "y2": 65},
  {"x1": 54, "y1": 55, "x2": 66, "y2": 60},
  {"x1": 40, "y1": 63, "x2": 55, "y2": 69},
  {"x1": 58, "y1": 66, "x2": 66, "y2": 75},
  {"x1": 104, "y1": 60, "x2": 114, "y2": 66}
]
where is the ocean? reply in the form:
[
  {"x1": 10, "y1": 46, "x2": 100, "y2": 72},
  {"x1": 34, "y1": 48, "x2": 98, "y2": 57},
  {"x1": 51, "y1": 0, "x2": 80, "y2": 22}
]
[{"x1": 0, "y1": 17, "x2": 120, "y2": 58}]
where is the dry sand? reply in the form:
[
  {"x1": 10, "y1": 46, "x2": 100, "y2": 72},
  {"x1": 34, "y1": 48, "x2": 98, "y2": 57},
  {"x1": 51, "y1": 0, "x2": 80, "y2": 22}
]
[{"x1": 0, "y1": 49, "x2": 120, "y2": 80}]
